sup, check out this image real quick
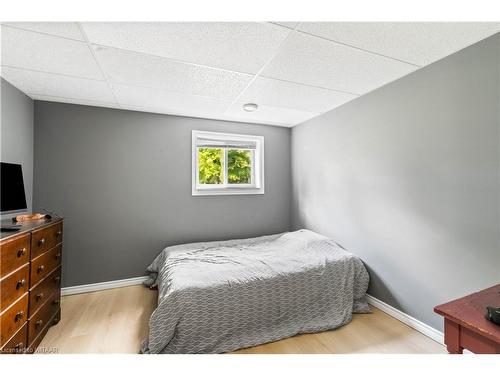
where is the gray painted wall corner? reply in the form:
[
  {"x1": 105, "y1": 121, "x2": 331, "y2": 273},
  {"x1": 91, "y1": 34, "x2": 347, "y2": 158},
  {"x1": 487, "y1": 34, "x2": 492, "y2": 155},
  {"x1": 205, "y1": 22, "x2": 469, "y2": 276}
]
[{"x1": 291, "y1": 34, "x2": 500, "y2": 331}]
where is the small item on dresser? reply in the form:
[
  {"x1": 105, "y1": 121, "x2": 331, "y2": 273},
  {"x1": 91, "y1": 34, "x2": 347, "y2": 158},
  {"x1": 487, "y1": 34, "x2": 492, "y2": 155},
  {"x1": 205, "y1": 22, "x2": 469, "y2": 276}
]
[
  {"x1": 486, "y1": 306, "x2": 500, "y2": 325},
  {"x1": 12, "y1": 213, "x2": 50, "y2": 223}
]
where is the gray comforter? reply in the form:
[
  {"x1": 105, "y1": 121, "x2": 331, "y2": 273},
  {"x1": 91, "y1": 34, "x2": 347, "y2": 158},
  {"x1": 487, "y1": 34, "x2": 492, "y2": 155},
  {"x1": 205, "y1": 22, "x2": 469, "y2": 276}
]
[{"x1": 142, "y1": 229, "x2": 370, "y2": 354}]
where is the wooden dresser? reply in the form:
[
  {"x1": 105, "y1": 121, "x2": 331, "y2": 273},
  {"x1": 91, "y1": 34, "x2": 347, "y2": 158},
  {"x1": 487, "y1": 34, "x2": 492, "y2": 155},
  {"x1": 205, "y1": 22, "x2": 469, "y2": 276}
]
[{"x1": 0, "y1": 217, "x2": 63, "y2": 354}]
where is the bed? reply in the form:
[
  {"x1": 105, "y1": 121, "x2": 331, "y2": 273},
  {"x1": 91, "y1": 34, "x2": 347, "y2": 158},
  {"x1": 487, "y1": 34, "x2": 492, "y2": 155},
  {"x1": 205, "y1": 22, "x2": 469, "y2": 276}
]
[{"x1": 141, "y1": 229, "x2": 370, "y2": 354}]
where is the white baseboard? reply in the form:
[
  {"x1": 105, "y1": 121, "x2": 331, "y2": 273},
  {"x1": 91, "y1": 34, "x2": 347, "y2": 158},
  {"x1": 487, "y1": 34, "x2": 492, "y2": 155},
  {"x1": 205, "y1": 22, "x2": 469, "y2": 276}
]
[
  {"x1": 366, "y1": 294, "x2": 444, "y2": 345},
  {"x1": 61, "y1": 276, "x2": 149, "y2": 296},
  {"x1": 61, "y1": 278, "x2": 444, "y2": 346}
]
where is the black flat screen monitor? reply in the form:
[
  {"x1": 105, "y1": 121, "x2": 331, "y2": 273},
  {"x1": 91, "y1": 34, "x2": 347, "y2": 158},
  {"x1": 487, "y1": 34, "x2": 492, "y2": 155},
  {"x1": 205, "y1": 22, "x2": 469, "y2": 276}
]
[{"x1": 1, "y1": 162, "x2": 27, "y2": 213}]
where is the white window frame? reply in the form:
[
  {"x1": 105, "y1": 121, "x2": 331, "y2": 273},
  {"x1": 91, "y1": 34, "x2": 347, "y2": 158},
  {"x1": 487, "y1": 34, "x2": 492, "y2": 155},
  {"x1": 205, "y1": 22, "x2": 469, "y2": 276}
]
[{"x1": 192, "y1": 130, "x2": 264, "y2": 196}]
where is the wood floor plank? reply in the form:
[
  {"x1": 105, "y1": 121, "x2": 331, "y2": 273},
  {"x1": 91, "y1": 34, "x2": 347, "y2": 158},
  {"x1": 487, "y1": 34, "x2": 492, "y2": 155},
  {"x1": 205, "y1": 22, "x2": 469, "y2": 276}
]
[{"x1": 38, "y1": 285, "x2": 445, "y2": 354}]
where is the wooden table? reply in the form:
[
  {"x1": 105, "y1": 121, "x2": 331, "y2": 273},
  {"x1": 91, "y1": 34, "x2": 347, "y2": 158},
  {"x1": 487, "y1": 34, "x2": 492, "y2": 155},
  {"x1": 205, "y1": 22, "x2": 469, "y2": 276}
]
[{"x1": 434, "y1": 284, "x2": 500, "y2": 354}]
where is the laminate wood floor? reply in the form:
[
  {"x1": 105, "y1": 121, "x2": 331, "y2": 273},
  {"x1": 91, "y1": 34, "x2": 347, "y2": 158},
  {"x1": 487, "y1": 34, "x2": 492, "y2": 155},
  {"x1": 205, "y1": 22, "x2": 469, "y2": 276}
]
[{"x1": 38, "y1": 285, "x2": 446, "y2": 354}]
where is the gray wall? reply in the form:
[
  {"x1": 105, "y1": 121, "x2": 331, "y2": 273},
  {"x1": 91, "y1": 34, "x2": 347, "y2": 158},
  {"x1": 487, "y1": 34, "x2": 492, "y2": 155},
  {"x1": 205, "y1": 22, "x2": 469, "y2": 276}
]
[
  {"x1": 291, "y1": 34, "x2": 500, "y2": 331},
  {"x1": 33, "y1": 102, "x2": 291, "y2": 287},
  {"x1": 0, "y1": 78, "x2": 34, "y2": 218}
]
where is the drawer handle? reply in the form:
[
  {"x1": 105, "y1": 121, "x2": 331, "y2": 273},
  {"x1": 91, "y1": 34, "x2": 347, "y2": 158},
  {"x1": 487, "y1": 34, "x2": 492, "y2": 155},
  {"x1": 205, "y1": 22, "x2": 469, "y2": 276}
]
[
  {"x1": 14, "y1": 311, "x2": 24, "y2": 322},
  {"x1": 14, "y1": 342, "x2": 24, "y2": 351},
  {"x1": 53, "y1": 299, "x2": 60, "y2": 305},
  {"x1": 37, "y1": 265, "x2": 45, "y2": 273},
  {"x1": 35, "y1": 319, "x2": 44, "y2": 328},
  {"x1": 55, "y1": 252, "x2": 62, "y2": 259},
  {"x1": 55, "y1": 230, "x2": 62, "y2": 237},
  {"x1": 36, "y1": 292, "x2": 44, "y2": 301},
  {"x1": 54, "y1": 276, "x2": 61, "y2": 284},
  {"x1": 16, "y1": 279, "x2": 26, "y2": 289},
  {"x1": 38, "y1": 238, "x2": 46, "y2": 246},
  {"x1": 17, "y1": 248, "x2": 26, "y2": 257}
]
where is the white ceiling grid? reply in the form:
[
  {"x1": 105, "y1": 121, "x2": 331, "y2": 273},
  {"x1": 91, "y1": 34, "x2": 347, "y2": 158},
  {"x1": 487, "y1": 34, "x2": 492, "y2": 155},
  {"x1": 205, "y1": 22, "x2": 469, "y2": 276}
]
[{"x1": 1, "y1": 22, "x2": 499, "y2": 127}]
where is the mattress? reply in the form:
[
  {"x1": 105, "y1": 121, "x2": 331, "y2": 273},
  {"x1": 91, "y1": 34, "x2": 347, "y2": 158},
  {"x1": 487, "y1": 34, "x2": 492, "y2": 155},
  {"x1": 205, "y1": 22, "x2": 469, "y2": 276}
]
[{"x1": 141, "y1": 229, "x2": 370, "y2": 353}]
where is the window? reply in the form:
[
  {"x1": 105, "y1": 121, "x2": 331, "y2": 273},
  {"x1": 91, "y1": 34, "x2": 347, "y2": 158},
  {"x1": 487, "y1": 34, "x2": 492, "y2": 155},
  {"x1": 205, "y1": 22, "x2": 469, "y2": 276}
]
[{"x1": 192, "y1": 130, "x2": 264, "y2": 196}]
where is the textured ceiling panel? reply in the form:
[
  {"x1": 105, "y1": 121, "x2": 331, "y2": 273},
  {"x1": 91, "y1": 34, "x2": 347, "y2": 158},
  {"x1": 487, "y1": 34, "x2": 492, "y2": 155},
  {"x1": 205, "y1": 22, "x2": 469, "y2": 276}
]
[
  {"x1": 225, "y1": 101, "x2": 318, "y2": 127},
  {"x1": 296, "y1": 22, "x2": 500, "y2": 66},
  {"x1": 1, "y1": 22, "x2": 497, "y2": 127},
  {"x1": 1, "y1": 67, "x2": 115, "y2": 102},
  {"x1": 262, "y1": 31, "x2": 418, "y2": 95},
  {"x1": 1, "y1": 25, "x2": 103, "y2": 80},
  {"x1": 239, "y1": 76, "x2": 358, "y2": 113},
  {"x1": 112, "y1": 83, "x2": 231, "y2": 118},
  {"x1": 2, "y1": 22, "x2": 85, "y2": 41},
  {"x1": 82, "y1": 22, "x2": 291, "y2": 74},
  {"x1": 29, "y1": 94, "x2": 120, "y2": 109},
  {"x1": 271, "y1": 22, "x2": 299, "y2": 29},
  {"x1": 94, "y1": 47, "x2": 252, "y2": 100}
]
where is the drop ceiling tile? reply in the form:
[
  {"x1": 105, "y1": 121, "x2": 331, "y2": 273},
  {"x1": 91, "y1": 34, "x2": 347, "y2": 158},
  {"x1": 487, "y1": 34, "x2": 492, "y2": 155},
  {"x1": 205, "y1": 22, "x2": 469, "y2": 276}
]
[
  {"x1": 29, "y1": 94, "x2": 120, "y2": 110},
  {"x1": 225, "y1": 101, "x2": 318, "y2": 127},
  {"x1": 1, "y1": 26, "x2": 103, "y2": 80},
  {"x1": 112, "y1": 83, "x2": 231, "y2": 118},
  {"x1": 270, "y1": 22, "x2": 300, "y2": 29},
  {"x1": 81, "y1": 22, "x2": 291, "y2": 74},
  {"x1": 239, "y1": 76, "x2": 358, "y2": 113},
  {"x1": 2, "y1": 22, "x2": 85, "y2": 41},
  {"x1": 296, "y1": 22, "x2": 500, "y2": 66},
  {"x1": 262, "y1": 31, "x2": 418, "y2": 94},
  {"x1": 1, "y1": 67, "x2": 115, "y2": 102},
  {"x1": 95, "y1": 47, "x2": 252, "y2": 100}
]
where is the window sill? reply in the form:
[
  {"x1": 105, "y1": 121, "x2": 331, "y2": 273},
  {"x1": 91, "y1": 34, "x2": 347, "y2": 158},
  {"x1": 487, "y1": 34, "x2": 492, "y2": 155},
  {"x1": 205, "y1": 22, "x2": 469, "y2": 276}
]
[{"x1": 192, "y1": 187, "x2": 265, "y2": 196}]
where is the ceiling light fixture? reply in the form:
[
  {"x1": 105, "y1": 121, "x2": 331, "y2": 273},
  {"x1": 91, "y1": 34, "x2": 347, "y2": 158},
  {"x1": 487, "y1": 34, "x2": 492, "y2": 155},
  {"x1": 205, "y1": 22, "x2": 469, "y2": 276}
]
[{"x1": 243, "y1": 103, "x2": 258, "y2": 112}]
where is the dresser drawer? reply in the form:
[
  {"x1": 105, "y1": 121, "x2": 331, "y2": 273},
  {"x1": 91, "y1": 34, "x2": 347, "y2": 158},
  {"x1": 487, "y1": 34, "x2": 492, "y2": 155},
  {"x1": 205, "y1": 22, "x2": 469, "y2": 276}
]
[
  {"x1": 28, "y1": 292, "x2": 60, "y2": 345},
  {"x1": 27, "y1": 308, "x2": 60, "y2": 354},
  {"x1": 0, "y1": 264, "x2": 29, "y2": 312},
  {"x1": 30, "y1": 244, "x2": 62, "y2": 286},
  {"x1": 0, "y1": 322, "x2": 27, "y2": 354},
  {"x1": 0, "y1": 293, "x2": 28, "y2": 346},
  {"x1": 31, "y1": 222, "x2": 63, "y2": 259},
  {"x1": 0, "y1": 233, "x2": 30, "y2": 279},
  {"x1": 27, "y1": 320, "x2": 50, "y2": 354},
  {"x1": 29, "y1": 266, "x2": 61, "y2": 316}
]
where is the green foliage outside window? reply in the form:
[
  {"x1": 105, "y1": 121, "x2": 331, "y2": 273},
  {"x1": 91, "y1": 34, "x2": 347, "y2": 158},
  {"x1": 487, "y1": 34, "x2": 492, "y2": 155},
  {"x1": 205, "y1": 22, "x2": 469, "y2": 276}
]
[
  {"x1": 227, "y1": 149, "x2": 251, "y2": 184},
  {"x1": 198, "y1": 148, "x2": 223, "y2": 184},
  {"x1": 198, "y1": 148, "x2": 252, "y2": 185}
]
